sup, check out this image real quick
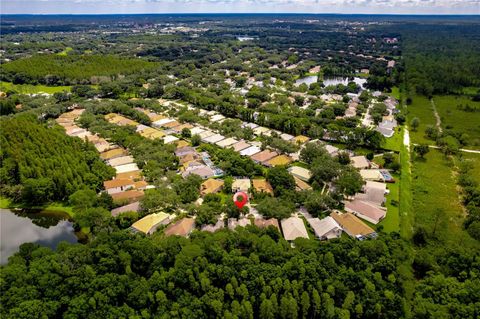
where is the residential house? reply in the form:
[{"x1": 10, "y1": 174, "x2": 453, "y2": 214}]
[
  {"x1": 182, "y1": 166, "x2": 215, "y2": 179},
  {"x1": 288, "y1": 166, "x2": 312, "y2": 182},
  {"x1": 293, "y1": 176, "x2": 312, "y2": 191},
  {"x1": 107, "y1": 155, "x2": 134, "y2": 167},
  {"x1": 200, "y1": 179, "x2": 224, "y2": 196},
  {"x1": 240, "y1": 145, "x2": 261, "y2": 157},
  {"x1": 164, "y1": 218, "x2": 196, "y2": 237},
  {"x1": 307, "y1": 216, "x2": 342, "y2": 240},
  {"x1": 351, "y1": 156, "x2": 370, "y2": 169},
  {"x1": 203, "y1": 134, "x2": 226, "y2": 144},
  {"x1": 115, "y1": 163, "x2": 140, "y2": 174},
  {"x1": 232, "y1": 178, "x2": 251, "y2": 193},
  {"x1": 281, "y1": 217, "x2": 309, "y2": 241},
  {"x1": 163, "y1": 135, "x2": 179, "y2": 144},
  {"x1": 250, "y1": 149, "x2": 278, "y2": 164},
  {"x1": 252, "y1": 179, "x2": 274, "y2": 195},
  {"x1": 103, "y1": 178, "x2": 134, "y2": 195},
  {"x1": 190, "y1": 127, "x2": 206, "y2": 135},
  {"x1": 216, "y1": 137, "x2": 238, "y2": 148},
  {"x1": 111, "y1": 190, "x2": 145, "y2": 204},
  {"x1": 116, "y1": 170, "x2": 142, "y2": 181},
  {"x1": 231, "y1": 140, "x2": 251, "y2": 152},
  {"x1": 254, "y1": 218, "x2": 280, "y2": 230},
  {"x1": 331, "y1": 212, "x2": 377, "y2": 240},
  {"x1": 293, "y1": 135, "x2": 310, "y2": 145},
  {"x1": 131, "y1": 212, "x2": 171, "y2": 235},
  {"x1": 111, "y1": 201, "x2": 141, "y2": 217},
  {"x1": 100, "y1": 148, "x2": 127, "y2": 160},
  {"x1": 344, "y1": 199, "x2": 386, "y2": 224}
]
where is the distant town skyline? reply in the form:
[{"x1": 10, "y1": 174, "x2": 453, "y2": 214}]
[{"x1": 2, "y1": 0, "x2": 479, "y2": 15}]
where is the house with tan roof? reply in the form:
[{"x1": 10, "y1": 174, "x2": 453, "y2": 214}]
[
  {"x1": 232, "y1": 178, "x2": 251, "y2": 193},
  {"x1": 131, "y1": 212, "x2": 171, "y2": 235},
  {"x1": 100, "y1": 148, "x2": 127, "y2": 160},
  {"x1": 216, "y1": 137, "x2": 238, "y2": 148},
  {"x1": 330, "y1": 211, "x2": 376, "y2": 240},
  {"x1": 116, "y1": 170, "x2": 142, "y2": 181},
  {"x1": 250, "y1": 149, "x2": 278, "y2": 164},
  {"x1": 103, "y1": 178, "x2": 135, "y2": 195},
  {"x1": 293, "y1": 176, "x2": 312, "y2": 191},
  {"x1": 254, "y1": 218, "x2": 280, "y2": 230},
  {"x1": 175, "y1": 140, "x2": 190, "y2": 149},
  {"x1": 164, "y1": 218, "x2": 195, "y2": 237},
  {"x1": 111, "y1": 190, "x2": 145, "y2": 204},
  {"x1": 288, "y1": 166, "x2": 312, "y2": 182},
  {"x1": 231, "y1": 140, "x2": 251, "y2": 152},
  {"x1": 252, "y1": 179, "x2": 274, "y2": 195},
  {"x1": 293, "y1": 135, "x2": 310, "y2": 145},
  {"x1": 351, "y1": 156, "x2": 370, "y2": 169},
  {"x1": 266, "y1": 155, "x2": 293, "y2": 167},
  {"x1": 281, "y1": 217, "x2": 309, "y2": 241},
  {"x1": 200, "y1": 179, "x2": 224, "y2": 196},
  {"x1": 107, "y1": 155, "x2": 135, "y2": 167}
]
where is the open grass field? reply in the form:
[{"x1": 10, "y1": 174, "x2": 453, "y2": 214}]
[
  {"x1": 407, "y1": 95, "x2": 436, "y2": 145},
  {"x1": 389, "y1": 86, "x2": 401, "y2": 100},
  {"x1": 433, "y1": 95, "x2": 480, "y2": 149},
  {"x1": 411, "y1": 149, "x2": 477, "y2": 247},
  {"x1": 0, "y1": 81, "x2": 72, "y2": 94}
]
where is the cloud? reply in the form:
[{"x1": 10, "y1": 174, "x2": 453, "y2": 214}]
[{"x1": 1, "y1": 0, "x2": 479, "y2": 14}]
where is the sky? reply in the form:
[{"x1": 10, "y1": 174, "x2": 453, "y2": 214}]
[{"x1": 1, "y1": 0, "x2": 479, "y2": 15}]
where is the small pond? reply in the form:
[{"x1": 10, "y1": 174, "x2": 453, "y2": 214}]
[
  {"x1": 0, "y1": 208, "x2": 81, "y2": 264},
  {"x1": 295, "y1": 76, "x2": 367, "y2": 89}
]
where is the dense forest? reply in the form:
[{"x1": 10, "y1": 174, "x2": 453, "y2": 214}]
[
  {"x1": 2, "y1": 227, "x2": 479, "y2": 319},
  {"x1": 0, "y1": 55, "x2": 159, "y2": 85},
  {"x1": 402, "y1": 25, "x2": 480, "y2": 97},
  {"x1": 0, "y1": 114, "x2": 115, "y2": 203}
]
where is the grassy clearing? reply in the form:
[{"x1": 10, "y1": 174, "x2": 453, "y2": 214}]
[
  {"x1": 1, "y1": 81, "x2": 71, "y2": 94},
  {"x1": 57, "y1": 47, "x2": 73, "y2": 56},
  {"x1": 411, "y1": 149, "x2": 476, "y2": 247},
  {"x1": 0, "y1": 196, "x2": 74, "y2": 218},
  {"x1": 433, "y1": 95, "x2": 480, "y2": 149},
  {"x1": 407, "y1": 95, "x2": 436, "y2": 145}
]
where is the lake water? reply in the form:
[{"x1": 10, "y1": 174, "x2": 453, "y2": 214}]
[
  {"x1": 295, "y1": 76, "x2": 367, "y2": 89},
  {"x1": 0, "y1": 208, "x2": 79, "y2": 264}
]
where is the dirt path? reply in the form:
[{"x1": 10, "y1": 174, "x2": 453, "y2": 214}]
[{"x1": 431, "y1": 98, "x2": 443, "y2": 133}]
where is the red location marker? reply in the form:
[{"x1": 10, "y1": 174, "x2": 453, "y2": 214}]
[{"x1": 233, "y1": 191, "x2": 248, "y2": 209}]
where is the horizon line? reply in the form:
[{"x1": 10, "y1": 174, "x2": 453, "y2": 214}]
[{"x1": 1, "y1": 12, "x2": 480, "y2": 16}]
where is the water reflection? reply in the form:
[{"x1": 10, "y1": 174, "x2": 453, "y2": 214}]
[
  {"x1": 0, "y1": 208, "x2": 79, "y2": 264},
  {"x1": 294, "y1": 76, "x2": 367, "y2": 89}
]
